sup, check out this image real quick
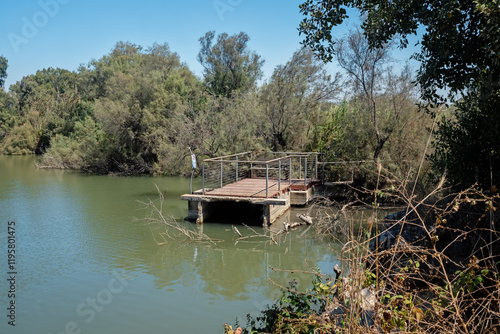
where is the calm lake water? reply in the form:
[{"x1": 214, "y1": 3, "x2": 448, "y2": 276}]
[{"x1": 0, "y1": 156, "x2": 340, "y2": 334}]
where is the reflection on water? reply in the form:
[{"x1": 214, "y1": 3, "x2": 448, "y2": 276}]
[{"x1": 0, "y1": 156, "x2": 340, "y2": 334}]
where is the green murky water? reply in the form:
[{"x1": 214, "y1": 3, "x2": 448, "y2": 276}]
[{"x1": 0, "y1": 156, "x2": 340, "y2": 334}]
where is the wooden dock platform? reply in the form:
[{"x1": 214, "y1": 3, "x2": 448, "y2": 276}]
[
  {"x1": 205, "y1": 178, "x2": 285, "y2": 198},
  {"x1": 181, "y1": 178, "x2": 320, "y2": 225},
  {"x1": 181, "y1": 151, "x2": 323, "y2": 225},
  {"x1": 198, "y1": 178, "x2": 319, "y2": 198}
]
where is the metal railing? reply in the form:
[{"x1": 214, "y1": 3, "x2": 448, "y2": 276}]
[
  {"x1": 320, "y1": 160, "x2": 375, "y2": 184},
  {"x1": 201, "y1": 152, "x2": 324, "y2": 198}
]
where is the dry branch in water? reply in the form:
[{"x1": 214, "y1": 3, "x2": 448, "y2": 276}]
[
  {"x1": 232, "y1": 225, "x2": 243, "y2": 237},
  {"x1": 232, "y1": 224, "x2": 278, "y2": 245},
  {"x1": 138, "y1": 184, "x2": 217, "y2": 245}
]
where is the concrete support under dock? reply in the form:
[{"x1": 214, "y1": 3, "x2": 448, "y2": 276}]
[
  {"x1": 182, "y1": 192, "x2": 291, "y2": 226},
  {"x1": 290, "y1": 187, "x2": 314, "y2": 206},
  {"x1": 263, "y1": 191, "x2": 291, "y2": 226}
]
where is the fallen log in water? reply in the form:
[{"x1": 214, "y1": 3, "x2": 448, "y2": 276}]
[
  {"x1": 283, "y1": 221, "x2": 307, "y2": 232},
  {"x1": 297, "y1": 213, "x2": 313, "y2": 225}
]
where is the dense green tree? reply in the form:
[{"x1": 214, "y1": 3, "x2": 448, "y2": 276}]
[
  {"x1": 0, "y1": 90, "x2": 16, "y2": 145},
  {"x1": 0, "y1": 56, "x2": 7, "y2": 89},
  {"x1": 2, "y1": 68, "x2": 84, "y2": 155},
  {"x1": 259, "y1": 48, "x2": 342, "y2": 151},
  {"x1": 0, "y1": 57, "x2": 14, "y2": 144},
  {"x1": 39, "y1": 116, "x2": 105, "y2": 169},
  {"x1": 1, "y1": 41, "x2": 207, "y2": 174},
  {"x1": 198, "y1": 31, "x2": 264, "y2": 99},
  {"x1": 67, "y1": 41, "x2": 201, "y2": 174},
  {"x1": 0, "y1": 35, "x2": 435, "y2": 179}
]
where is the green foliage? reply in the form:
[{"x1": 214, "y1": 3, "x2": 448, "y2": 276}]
[
  {"x1": 40, "y1": 116, "x2": 105, "y2": 170},
  {"x1": 450, "y1": 261, "x2": 491, "y2": 297},
  {"x1": 380, "y1": 293, "x2": 423, "y2": 332},
  {"x1": 198, "y1": 31, "x2": 264, "y2": 99},
  {"x1": 1, "y1": 34, "x2": 430, "y2": 180},
  {"x1": 298, "y1": 1, "x2": 348, "y2": 62},
  {"x1": 260, "y1": 47, "x2": 342, "y2": 151},
  {"x1": 311, "y1": 93, "x2": 431, "y2": 188},
  {"x1": 0, "y1": 56, "x2": 7, "y2": 88},
  {"x1": 335, "y1": 29, "x2": 419, "y2": 160},
  {"x1": 299, "y1": 0, "x2": 500, "y2": 191},
  {"x1": 2, "y1": 123, "x2": 38, "y2": 155},
  {"x1": 431, "y1": 91, "x2": 500, "y2": 190},
  {"x1": 363, "y1": 268, "x2": 376, "y2": 288},
  {"x1": 0, "y1": 89, "x2": 16, "y2": 144},
  {"x1": 310, "y1": 101, "x2": 345, "y2": 154},
  {"x1": 1, "y1": 67, "x2": 88, "y2": 155},
  {"x1": 299, "y1": 0, "x2": 499, "y2": 102},
  {"x1": 246, "y1": 278, "x2": 333, "y2": 334},
  {"x1": 33, "y1": 42, "x2": 201, "y2": 174}
]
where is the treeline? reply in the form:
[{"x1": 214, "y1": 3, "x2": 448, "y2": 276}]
[{"x1": 0, "y1": 31, "x2": 432, "y2": 180}]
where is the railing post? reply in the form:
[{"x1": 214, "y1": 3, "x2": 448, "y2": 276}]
[
  {"x1": 315, "y1": 154, "x2": 318, "y2": 179},
  {"x1": 322, "y1": 157, "x2": 325, "y2": 185},
  {"x1": 220, "y1": 160, "x2": 223, "y2": 188},
  {"x1": 310, "y1": 154, "x2": 314, "y2": 183},
  {"x1": 299, "y1": 157, "x2": 302, "y2": 179},
  {"x1": 266, "y1": 163, "x2": 269, "y2": 198},
  {"x1": 289, "y1": 157, "x2": 292, "y2": 185},
  {"x1": 304, "y1": 157, "x2": 307, "y2": 186},
  {"x1": 202, "y1": 162, "x2": 205, "y2": 195},
  {"x1": 235, "y1": 155, "x2": 239, "y2": 182},
  {"x1": 278, "y1": 160, "x2": 281, "y2": 191},
  {"x1": 250, "y1": 152, "x2": 253, "y2": 178}
]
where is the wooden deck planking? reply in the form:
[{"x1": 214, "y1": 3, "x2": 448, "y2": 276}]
[
  {"x1": 206, "y1": 178, "x2": 287, "y2": 198},
  {"x1": 205, "y1": 178, "x2": 320, "y2": 198}
]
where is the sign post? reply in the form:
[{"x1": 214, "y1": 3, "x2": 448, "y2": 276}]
[{"x1": 189, "y1": 148, "x2": 196, "y2": 194}]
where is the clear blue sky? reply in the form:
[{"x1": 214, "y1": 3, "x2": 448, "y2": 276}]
[{"x1": 0, "y1": 0, "x2": 419, "y2": 89}]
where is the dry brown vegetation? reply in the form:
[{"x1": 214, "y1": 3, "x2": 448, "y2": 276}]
[{"x1": 226, "y1": 166, "x2": 499, "y2": 333}]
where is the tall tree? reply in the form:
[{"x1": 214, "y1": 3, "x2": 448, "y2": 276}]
[
  {"x1": 0, "y1": 56, "x2": 7, "y2": 89},
  {"x1": 197, "y1": 31, "x2": 264, "y2": 99},
  {"x1": 298, "y1": 0, "x2": 500, "y2": 189},
  {"x1": 89, "y1": 41, "x2": 200, "y2": 174},
  {"x1": 299, "y1": 0, "x2": 498, "y2": 101},
  {"x1": 260, "y1": 48, "x2": 342, "y2": 151},
  {"x1": 3, "y1": 68, "x2": 82, "y2": 154},
  {"x1": 335, "y1": 30, "x2": 416, "y2": 159},
  {"x1": 336, "y1": 29, "x2": 391, "y2": 159}
]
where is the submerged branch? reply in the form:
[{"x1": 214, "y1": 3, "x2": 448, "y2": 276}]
[{"x1": 138, "y1": 184, "x2": 218, "y2": 245}]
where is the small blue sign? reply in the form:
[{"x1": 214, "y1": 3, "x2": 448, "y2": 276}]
[{"x1": 191, "y1": 154, "x2": 197, "y2": 169}]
